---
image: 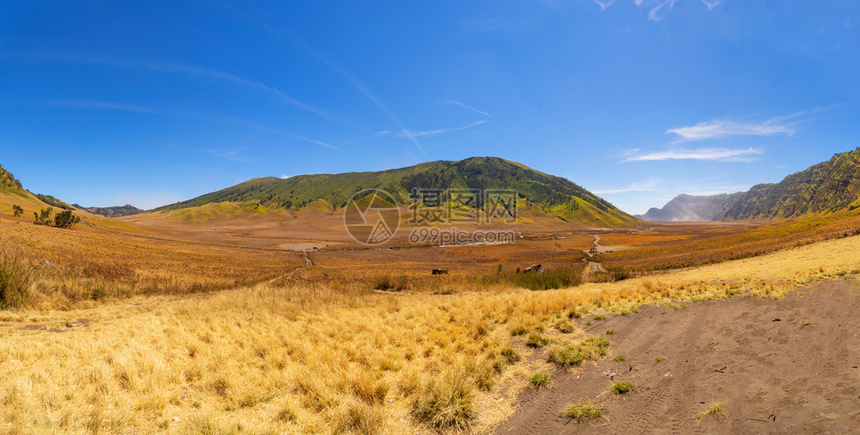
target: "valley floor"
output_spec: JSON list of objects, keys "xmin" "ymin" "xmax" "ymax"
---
[{"xmin": 1, "ymin": 231, "xmax": 860, "ymax": 433}]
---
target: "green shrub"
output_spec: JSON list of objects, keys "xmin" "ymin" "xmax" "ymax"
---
[
  {"xmin": 34, "ymin": 207, "xmax": 53, "ymax": 225},
  {"xmin": 54, "ymin": 209, "xmax": 81, "ymax": 229},
  {"xmin": 12, "ymin": 205, "xmax": 23, "ymax": 217}
]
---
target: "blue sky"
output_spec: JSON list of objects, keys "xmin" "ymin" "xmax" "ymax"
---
[{"xmin": 1, "ymin": 1, "xmax": 858, "ymax": 214}]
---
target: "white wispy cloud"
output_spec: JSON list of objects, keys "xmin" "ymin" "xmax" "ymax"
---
[
  {"xmin": 625, "ymin": 147, "xmax": 764, "ymax": 162},
  {"xmin": 668, "ymin": 106, "xmax": 839, "ymax": 142},
  {"xmin": 593, "ymin": 0, "xmax": 617, "ymax": 11},
  {"xmin": 649, "ymin": 0, "xmax": 679, "ymax": 21},
  {"xmin": 701, "ymin": 0, "xmax": 724, "ymax": 10},
  {"xmin": 667, "ymin": 119, "xmax": 793, "ymax": 141},
  {"xmin": 625, "ymin": 0, "xmax": 721, "ymax": 20},
  {"xmin": 593, "ymin": 177, "xmax": 663, "ymax": 194}
]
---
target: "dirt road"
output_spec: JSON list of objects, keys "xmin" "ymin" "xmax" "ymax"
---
[{"xmin": 495, "ymin": 277, "xmax": 860, "ymax": 434}]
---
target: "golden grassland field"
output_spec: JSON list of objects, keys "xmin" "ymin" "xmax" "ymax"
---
[{"xmin": 3, "ymin": 204, "xmax": 860, "ymax": 434}]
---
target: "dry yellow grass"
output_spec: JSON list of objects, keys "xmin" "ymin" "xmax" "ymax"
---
[{"xmin": 3, "ymin": 233, "xmax": 860, "ymax": 433}]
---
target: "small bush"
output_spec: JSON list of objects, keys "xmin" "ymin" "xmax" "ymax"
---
[
  {"xmin": 34, "ymin": 207, "xmax": 53, "ymax": 225},
  {"xmin": 12, "ymin": 205, "xmax": 23, "ymax": 217},
  {"xmin": 593, "ymin": 314, "xmax": 606, "ymax": 321},
  {"xmin": 0, "ymin": 249, "xmax": 33, "ymax": 309},
  {"xmin": 654, "ymin": 356, "xmax": 666, "ymax": 363},
  {"xmin": 412, "ymin": 371, "xmax": 475, "ymax": 431},
  {"xmin": 611, "ymin": 380, "xmax": 635, "ymax": 395},
  {"xmin": 613, "ymin": 354, "xmax": 626, "ymax": 362},
  {"xmin": 528, "ymin": 371, "xmax": 550, "ymax": 388},
  {"xmin": 564, "ymin": 399, "xmax": 603, "ymax": 420},
  {"xmin": 605, "ymin": 329, "xmax": 615, "ymax": 335},
  {"xmin": 54, "ymin": 209, "xmax": 81, "ymax": 229}
]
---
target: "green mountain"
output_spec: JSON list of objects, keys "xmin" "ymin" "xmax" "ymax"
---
[
  {"xmin": 157, "ymin": 157, "xmax": 641, "ymax": 227},
  {"xmin": 723, "ymin": 148, "xmax": 860, "ymax": 221}
]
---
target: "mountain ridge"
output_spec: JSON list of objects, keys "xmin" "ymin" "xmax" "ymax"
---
[
  {"xmin": 640, "ymin": 148, "xmax": 860, "ymax": 222},
  {"xmin": 722, "ymin": 148, "xmax": 860, "ymax": 220},
  {"xmin": 155, "ymin": 156, "xmax": 642, "ymax": 228}
]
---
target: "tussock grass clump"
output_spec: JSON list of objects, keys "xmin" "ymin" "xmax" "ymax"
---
[
  {"xmin": 547, "ymin": 336, "xmax": 611, "ymax": 368},
  {"xmin": 528, "ymin": 371, "xmax": 550, "ymax": 388},
  {"xmin": 611, "ymin": 380, "xmax": 635, "ymax": 395},
  {"xmin": 516, "ymin": 268, "xmax": 582, "ymax": 290},
  {"xmin": 0, "ymin": 248, "xmax": 33, "ymax": 309},
  {"xmin": 696, "ymin": 401, "xmax": 725, "ymax": 422},
  {"xmin": 412, "ymin": 370, "xmax": 475, "ymax": 431},
  {"xmin": 499, "ymin": 346, "xmax": 522, "ymax": 365},
  {"xmin": 526, "ymin": 332, "xmax": 551, "ymax": 348},
  {"xmin": 555, "ymin": 320, "xmax": 574, "ymax": 333},
  {"xmin": 564, "ymin": 399, "xmax": 603, "ymax": 420}
]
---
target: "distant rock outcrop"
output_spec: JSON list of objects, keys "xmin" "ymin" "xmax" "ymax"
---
[
  {"xmin": 637, "ymin": 193, "xmax": 744, "ymax": 222},
  {"xmin": 75, "ymin": 204, "xmax": 144, "ymax": 218}
]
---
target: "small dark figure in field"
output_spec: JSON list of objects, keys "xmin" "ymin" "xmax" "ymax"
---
[
  {"xmin": 432, "ymin": 268, "xmax": 448, "ymax": 275},
  {"xmin": 524, "ymin": 264, "xmax": 545, "ymax": 273}
]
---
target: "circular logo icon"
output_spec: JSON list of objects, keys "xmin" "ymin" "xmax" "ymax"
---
[{"xmin": 343, "ymin": 189, "xmax": 400, "ymax": 245}]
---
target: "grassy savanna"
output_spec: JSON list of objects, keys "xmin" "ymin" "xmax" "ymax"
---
[
  {"xmin": 3, "ymin": 223, "xmax": 860, "ymax": 432},
  {"xmin": 0, "ymin": 210, "xmax": 303, "ymax": 308}
]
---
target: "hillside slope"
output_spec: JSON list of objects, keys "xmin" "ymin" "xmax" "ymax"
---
[
  {"xmin": 156, "ymin": 157, "xmax": 641, "ymax": 228},
  {"xmin": 638, "ymin": 192, "xmax": 744, "ymax": 222},
  {"xmin": 0, "ymin": 165, "xmax": 53, "ymax": 216},
  {"xmin": 723, "ymin": 148, "xmax": 860, "ymax": 220}
]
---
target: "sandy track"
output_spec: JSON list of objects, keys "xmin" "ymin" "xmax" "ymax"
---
[{"xmin": 496, "ymin": 277, "xmax": 860, "ymax": 434}]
